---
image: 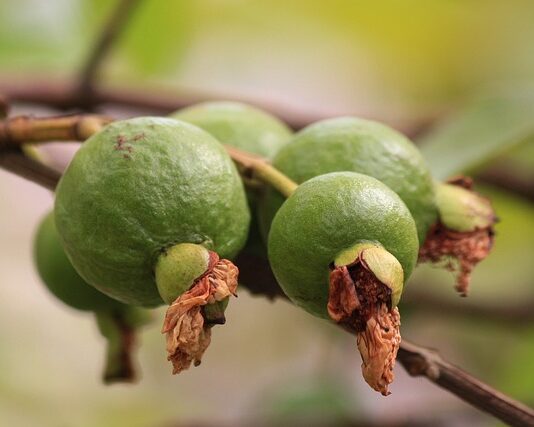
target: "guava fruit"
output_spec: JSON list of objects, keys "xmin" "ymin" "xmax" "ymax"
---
[
  {"xmin": 259, "ymin": 116, "xmax": 437, "ymax": 244},
  {"xmin": 171, "ymin": 101, "xmax": 293, "ymax": 292},
  {"xmin": 268, "ymin": 172, "xmax": 419, "ymax": 395},
  {"xmin": 34, "ymin": 211, "xmax": 149, "ymax": 383},
  {"xmin": 54, "ymin": 117, "xmax": 250, "ymax": 374},
  {"xmin": 170, "ymin": 101, "xmax": 292, "ymax": 159}
]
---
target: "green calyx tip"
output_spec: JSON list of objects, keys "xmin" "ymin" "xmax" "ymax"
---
[
  {"xmin": 155, "ymin": 243, "xmax": 210, "ymax": 304},
  {"xmin": 334, "ymin": 242, "xmax": 404, "ymax": 307},
  {"xmin": 203, "ymin": 299, "xmax": 230, "ymax": 325},
  {"xmin": 334, "ymin": 242, "xmax": 379, "ymax": 268},
  {"xmin": 435, "ymin": 183, "xmax": 495, "ymax": 232}
]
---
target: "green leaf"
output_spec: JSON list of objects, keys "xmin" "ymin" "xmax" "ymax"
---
[{"xmin": 418, "ymin": 92, "xmax": 534, "ymax": 180}]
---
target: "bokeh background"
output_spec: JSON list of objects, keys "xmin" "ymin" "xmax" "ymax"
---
[{"xmin": 0, "ymin": 1, "xmax": 533, "ymax": 426}]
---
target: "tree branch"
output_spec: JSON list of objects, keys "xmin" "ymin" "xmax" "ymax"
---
[
  {"xmin": 0, "ymin": 148, "xmax": 60, "ymax": 190},
  {"xmin": 0, "ymin": 76, "xmax": 432, "ymax": 135},
  {"xmin": 1, "ymin": 76, "xmax": 531, "ymax": 203},
  {"xmin": 403, "ymin": 289, "xmax": 534, "ymax": 326},
  {"xmin": 478, "ymin": 164, "xmax": 534, "ymax": 203},
  {"xmin": 0, "ymin": 114, "xmax": 112, "ymax": 150},
  {"xmin": 0, "ymin": 94, "xmax": 8, "ymax": 118},
  {"xmin": 1, "ymin": 118, "xmax": 533, "ymax": 426},
  {"xmin": 398, "ymin": 341, "xmax": 534, "ymax": 427},
  {"xmin": 77, "ymin": 0, "xmax": 142, "ymax": 98}
]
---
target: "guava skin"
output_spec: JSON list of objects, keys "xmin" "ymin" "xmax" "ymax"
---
[
  {"xmin": 268, "ymin": 172, "xmax": 419, "ymax": 319},
  {"xmin": 55, "ymin": 117, "xmax": 250, "ymax": 306},
  {"xmin": 170, "ymin": 101, "xmax": 292, "ymax": 159},
  {"xmin": 34, "ymin": 212, "xmax": 123, "ymax": 312},
  {"xmin": 259, "ymin": 117, "xmax": 437, "ymax": 244},
  {"xmin": 172, "ymin": 101, "xmax": 293, "ymax": 269}
]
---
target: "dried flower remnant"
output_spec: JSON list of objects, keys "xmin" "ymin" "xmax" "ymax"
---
[
  {"xmin": 161, "ymin": 253, "xmax": 238, "ymax": 374},
  {"xmin": 328, "ymin": 246, "xmax": 403, "ymax": 396},
  {"xmin": 420, "ymin": 177, "xmax": 496, "ymax": 296}
]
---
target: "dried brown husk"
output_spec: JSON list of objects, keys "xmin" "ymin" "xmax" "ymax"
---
[
  {"xmin": 161, "ymin": 254, "xmax": 238, "ymax": 374},
  {"xmin": 328, "ymin": 255, "xmax": 401, "ymax": 396}
]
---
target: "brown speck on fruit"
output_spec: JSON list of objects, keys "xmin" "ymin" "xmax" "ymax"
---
[
  {"xmin": 419, "ymin": 223, "xmax": 494, "ymax": 296},
  {"xmin": 328, "ymin": 252, "xmax": 400, "ymax": 396},
  {"xmin": 133, "ymin": 133, "xmax": 145, "ymax": 141},
  {"xmin": 161, "ymin": 252, "xmax": 238, "ymax": 374}
]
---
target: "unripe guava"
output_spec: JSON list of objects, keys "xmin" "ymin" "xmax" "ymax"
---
[
  {"xmin": 34, "ymin": 211, "xmax": 124, "ymax": 312},
  {"xmin": 34, "ymin": 210, "xmax": 149, "ymax": 384},
  {"xmin": 260, "ymin": 117, "xmax": 436, "ymax": 244},
  {"xmin": 170, "ymin": 101, "xmax": 292, "ymax": 159},
  {"xmin": 54, "ymin": 117, "xmax": 250, "ymax": 306},
  {"xmin": 268, "ymin": 172, "xmax": 419, "ymax": 319}
]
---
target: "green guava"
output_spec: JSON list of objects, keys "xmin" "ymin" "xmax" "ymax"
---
[
  {"xmin": 170, "ymin": 101, "xmax": 292, "ymax": 159},
  {"xmin": 268, "ymin": 172, "xmax": 418, "ymax": 319},
  {"xmin": 171, "ymin": 101, "xmax": 293, "ymax": 288},
  {"xmin": 34, "ymin": 211, "xmax": 149, "ymax": 383},
  {"xmin": 54, "ymin": 117, "xmax": 250, "ymax": 307},
  {"xmin": 259, "ymin": 117, "xmax": 437, "ymax": 244},
  {"xmin": 34, "ymin": 211, "xmax": 123, "ymax": 311}
]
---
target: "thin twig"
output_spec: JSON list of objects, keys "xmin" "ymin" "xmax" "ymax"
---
[
  {"xmin": 404, "ymin": 289, "xmax": 534, "ymax": 326},
  {"xmin": 1, "ymin": 76, "xmax": 531, "ymax": 203},
  {"xmin": 0, "ymin": 94, "xmax": 8, "ymax": 118},
  {"xmin": 397, "ymin": 341, "xmax": 534, "ymax": 427},
  {"xmin": 1, "ymin": 116, "xmax": 533, "ymax": 425},
  {"xmin": 0, "ymin": 114, "xmax": 112, "ymax": 150},
  {"xmin": 0, "ymin": 148, "xmax": 60, "ymax": 190},
  {"xmin": 225, "ymin": 145, "xmax": 298, "ymax": 197},
  {"xmin": 0, "ymin": 76, "xmax": 433, "ymax": 135},
  {"xmin": 78, "ymin": 0, "xmax": 142, "ymax": 98},
  {"xmin": 478, "ymin": 164, "xmax": 534, "ymax": 202}
]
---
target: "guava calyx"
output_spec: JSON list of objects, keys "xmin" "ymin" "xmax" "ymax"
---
[
  {"xmin": 328, "ymin": 249, "xmax": 401, "ymax": 396},
  {"xmin": 419, "ymin": 223, "xmax": 494, "ymax": 296},
  {"xmin": 420, "ymin": 177, "xmax": 496, "ymax": 296},
  {"xmin": 161, "ymin": 252, "xmax": 238, "ymax": 374}
]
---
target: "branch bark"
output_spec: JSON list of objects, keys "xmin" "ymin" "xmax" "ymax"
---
[
  {"xmin": 0, "ymin": 94, "xmax": 8, "ymax": 118},
  {"xmin": 1, "ymin": 117, "xmax": 533, "ymax": 426},
  {"xmin": 398, "ymin": 341, "xmax": 534, "ymax": 427},
  {"xmin": 0, "ymin": 114, "xmax": 112, "ymax": 150},
  {"xmin": 0, "ymin": 76, "xmax": 432, "ymax": 135},
  {"xmin": 0, "ymin": 148, "xmax": 60, "ymax": 190}
]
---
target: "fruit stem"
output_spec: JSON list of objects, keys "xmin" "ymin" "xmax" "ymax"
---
[
  {"xmin": 224, "ymin": 145, "xmax": 298, "ymax": 198},
  {"xmin": 95, "ymin": 308, "xmax": 148, "ymax": 384},
  {"xmin": 0, "ymin": 114, "xmax": 112, "ymax": 149}
]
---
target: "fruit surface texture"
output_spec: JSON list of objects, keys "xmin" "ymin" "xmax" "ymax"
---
[
  {"xmin": 171, "ymin": 101, "xmax": 292, "ymax": 159},
  {"xmin": 268, "ymin": 172, "xmax": 419, "ymax": 318},
  {"xmin": 34, "ymin": 211, "xmax": 122, "ymax": 311},
  {"xmin": 55, "ymin": 117, "xmax": 249, "ymax": 306},
  {"xmin": 260, "ymin": 117, "xmax": 436, "ymax": 243}
]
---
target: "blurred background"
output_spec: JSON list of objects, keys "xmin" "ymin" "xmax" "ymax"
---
[{"xmin": 0, "ymin": 1, "xmax": 533, "ymax": 426}]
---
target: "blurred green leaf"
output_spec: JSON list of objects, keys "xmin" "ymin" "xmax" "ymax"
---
[
  {"xmin": 418, "ymin": 92, "xmax": 534, "ymax": 180},
  {"xmin": 116, "ymin": 0, "xmax": 191, "ymax": 76}
]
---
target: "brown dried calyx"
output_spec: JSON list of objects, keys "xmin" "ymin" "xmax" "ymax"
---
[
  {"xmin": 420, "ymin": 177, "xmax": 496, "ymax": 296},
  {"xmin": 328, "ymin": 247, "xmax": 402, "ymax": 396},
  {"xmin": 161, "ymin": 252, "xmax": 238, "ymax": 374}
]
